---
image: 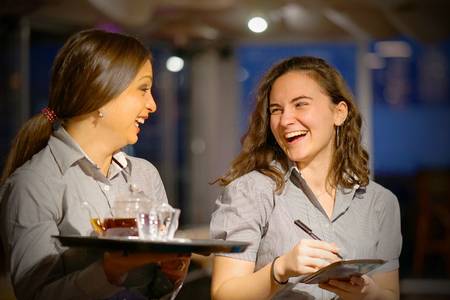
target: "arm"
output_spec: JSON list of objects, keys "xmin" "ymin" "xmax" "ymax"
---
[
  {"xmin": 212, "ymin": 241, "xmax": 341, "ymax": 300},
  {"xmin": 211, "ymin": 256, "xmax": 280, "ymax": 300}
]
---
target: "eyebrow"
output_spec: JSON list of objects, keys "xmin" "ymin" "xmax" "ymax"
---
[
  {"xmin": 269, "ymin": 95, "xmax": 312, "ymax": 106},
  {"xmin": 138, "ymin": 75, "xmax": 153, "ymax": 81}
]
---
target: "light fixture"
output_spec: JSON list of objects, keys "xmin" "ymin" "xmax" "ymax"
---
[
  {"xmin": 166, "ymin": 56, "xmax": 184, "ymax": 72},
  {"xmin": 248, "ymin": 16, "xmax": 268, "ymax": 33},
  {"xmin": 375, "ymin": 41, "xmax": 412, "ymax": 58}
]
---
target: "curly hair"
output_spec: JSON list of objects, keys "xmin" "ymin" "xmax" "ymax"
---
[{"xmin": 216, "ymin": 56, "xmax": 369, "ymax": 192}]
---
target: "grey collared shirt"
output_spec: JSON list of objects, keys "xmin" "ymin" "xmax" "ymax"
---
[
  {"xmin": 210, "ymin": 165, "xmax": 402, "ymax": 300},
  {"xmin": 0, "ymin": 127, "xmax": 168, "ymax": 300}
]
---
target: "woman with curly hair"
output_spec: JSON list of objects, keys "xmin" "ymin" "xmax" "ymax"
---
[{"xmin": 210, "ymin": 56, "xmax": 401, "ymax": 300}]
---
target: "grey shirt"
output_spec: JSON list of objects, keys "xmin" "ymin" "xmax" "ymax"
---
[
  {"xmin": 0, "ymin": 127, "xmax": 168, "ymax": 300},
  {"xmin": 210, "ymin": 165, "xmax": 402, "ymax": 299}
]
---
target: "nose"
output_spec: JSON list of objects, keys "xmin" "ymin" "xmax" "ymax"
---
[
  {"xmin": 147, "ymin": 94, "xmax": 157, "ymax": 113},
  {"xmin": 279, "ymin": 107, "xmax": 295, "ymax": 127}
]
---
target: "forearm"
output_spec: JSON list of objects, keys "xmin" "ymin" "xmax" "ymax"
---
[{"xmin": 212, "ymin": 263, "xmax": 283, "ymax": 300}]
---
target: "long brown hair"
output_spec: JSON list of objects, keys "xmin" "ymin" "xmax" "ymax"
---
[
  {"xmin": 216, "ymin": 56, "xmax": 369, "ymax": 192},
  {"xmin": 1, "ymin": 29, "xmax": 151, "ymax": 183}
]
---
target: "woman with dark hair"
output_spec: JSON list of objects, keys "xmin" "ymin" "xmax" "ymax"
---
[
  {"xmin": 0, "ymin": 29, "xmax": 189, "ymax": 299},
  {"xmin": 210, "ymin": 56, "xmax": 401, "ymax": 299}
]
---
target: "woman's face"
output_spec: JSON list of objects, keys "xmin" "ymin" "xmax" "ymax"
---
[
  {"xmin": 99, "ymin": 60, "xmax": 156, "ymax": 148},
  {"xmin": 269, "ymin": 71, "xmax": 347, "ymax": 168}
]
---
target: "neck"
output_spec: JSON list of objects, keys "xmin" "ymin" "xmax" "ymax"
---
[
  {"xmin": 296, "ymin": 143, "xmax": 335, "ymax": 196},
  {"xmin": 64, "ymin": 118, "xmax": 117, "ymax": 176}
]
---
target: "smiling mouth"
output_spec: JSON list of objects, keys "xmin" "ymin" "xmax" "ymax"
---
[
  {"xmin": 135, "ymin": 117, "xmax": 147, "ymax": 128},
  {"xmin": 284, "ymin": 130, "xmax": 308, "ymax": 143}
]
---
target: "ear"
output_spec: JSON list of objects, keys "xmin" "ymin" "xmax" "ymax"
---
[{"xmin": 334, "ymin": 100, "xmax": 348, "ymax": 126}]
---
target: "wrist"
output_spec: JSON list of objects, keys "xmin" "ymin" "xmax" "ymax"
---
[{"xmin": 271, "ymin": 256, "xmax": 289, "ymax": 285}]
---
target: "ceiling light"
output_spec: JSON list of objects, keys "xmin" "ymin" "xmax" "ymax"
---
[
  {"xmin": 166, "ymin": 56, "xmax": 184, "ymax": 72},
  {"xmin": 248, "ymin": 17, "xmax": 268, "ymax": 33},
  {"xmin": 375, "ymin": 41, "xmax": 412, "ymax": 58}
]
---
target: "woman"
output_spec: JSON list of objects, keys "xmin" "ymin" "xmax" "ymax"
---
[
  {"xmin": 210, "ymin": 56, "xmax": 401, "ymax": 299},
  {"xmin": 0, "ymin": 29, "xmax": 189, "ymax": 300}
]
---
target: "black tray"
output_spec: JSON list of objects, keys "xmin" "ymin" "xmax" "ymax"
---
[{"xmin": 53, "ymin": 235, "xmax": 249, "ymax": 256}]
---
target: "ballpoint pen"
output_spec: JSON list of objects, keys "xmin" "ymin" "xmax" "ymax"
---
[{"xmin": 294, "ymin": 219, "xmax": 343, "ymax": 259}]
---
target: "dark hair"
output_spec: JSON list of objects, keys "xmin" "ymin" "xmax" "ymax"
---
[
  {"xmin": 1, "ymin": 29, "xmax": 151, "ymax": 183},
  {"xmin": 216, "ymin": 56, "xmax": 369, "ymax": 192}
]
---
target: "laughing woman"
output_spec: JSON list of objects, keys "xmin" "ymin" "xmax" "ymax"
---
[
  {"xmin": 210, "ymin": 56, "xmax": 401, "ymax": 300},
  {"xmin": 0, "ymin": 29, "xmax": 189, "ymax": 300}
]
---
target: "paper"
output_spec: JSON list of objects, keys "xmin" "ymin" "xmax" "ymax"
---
[{"xmin": 300, "ymin": 259, "xmax": 386, "ymax": 284}]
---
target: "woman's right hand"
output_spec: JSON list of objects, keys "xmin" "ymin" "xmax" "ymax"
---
[
  {"xmin": 273, "ymin": 239, "xmax": 342, "ymax": 283},
  {"xmin": 102, "ymin": 251, "xmax": 181, "ymax": 285}
]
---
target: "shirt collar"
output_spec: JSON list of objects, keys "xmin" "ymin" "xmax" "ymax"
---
[
  {"xmin": 283, "ymin": 159, "xmax": 361, "ymax": 221},
  {"xmin": 48, "ymin": 127, "xmax": 130, "ymax": 180},
  {"xmin": 48, "ymin": 126, "xmax": 86, "ymax": 174}
]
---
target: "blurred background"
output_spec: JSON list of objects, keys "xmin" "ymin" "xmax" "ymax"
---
[{"xmin": 1, "ymin": 0, "xmax": 449, "ymax": 299}]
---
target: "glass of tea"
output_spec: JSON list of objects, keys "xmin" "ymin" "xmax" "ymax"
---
[{"xmin": 90, "ymin": 184, "xmax": 156, "ymax": 237}]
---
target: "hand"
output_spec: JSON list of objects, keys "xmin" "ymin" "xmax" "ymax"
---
[
  {"xmin": 274, "ymin": 239, "xmax": 341, "ymax": 282},
  {"xmin": 102, "ymin": 251, "xmax": 181, "ymax": 285},
  {"xmin": 160, "ymin": 255, "xmax": 191, "ymax": 288},
  {"xmin": 319, "ymin": 275, "xmax": 379, "ymax": 300}
]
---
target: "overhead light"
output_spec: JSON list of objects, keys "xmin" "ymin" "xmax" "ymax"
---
[
  {"xmin": 248, "ymin": 17, "xmax": 268, "ymax": 33},
  {"xmin": 375, "ymin": 41, "xmax": 412, "ymax": 58},
  {"xmin": 166, "ymin": 56, "xmax": 184, "ymax": 72}
]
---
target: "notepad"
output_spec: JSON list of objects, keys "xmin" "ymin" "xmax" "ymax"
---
[{"xmin": 300, "ymin": 259, "xmax": 386, "ymax": 284}]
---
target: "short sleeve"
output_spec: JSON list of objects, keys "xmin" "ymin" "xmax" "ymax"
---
[
  {"xmin": 210, "ymin": 173, "xmax": 274, "ymax": 262},
  {"xmin": 374, "ymin": 188, "xmax": 402, "ymax": 273}
]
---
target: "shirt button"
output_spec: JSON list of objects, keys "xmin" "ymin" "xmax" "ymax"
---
[{"xmin": 104, "ymin": 185, "xmax": 110, "ymax": 191}]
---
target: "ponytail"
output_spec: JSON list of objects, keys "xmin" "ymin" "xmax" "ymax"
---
[{"xmin": 1, "ymin": 113, "xmax": 53, "ymax": 184}]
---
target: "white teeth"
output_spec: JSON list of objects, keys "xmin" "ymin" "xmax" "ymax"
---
[
  {"xmin": 136, "ymin": 117, "xmax": 145, "ymax": 124},
  {"xmin": 285, "ymin": 130, "xmax": 308, "ymax": 139}
]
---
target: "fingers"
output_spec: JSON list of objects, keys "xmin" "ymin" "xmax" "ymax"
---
[
  {"xmin": 350, "ymin": 276, "xmax": 365, "ymax": 286},
  {"xmin": 319, "ymin": 278, "xmax": 365, "ymax": 295},
  {"xmin": 301, "ymin": 239, "xmax": 341, "ymax": 255},
  {"xmin": 294, "ymin": 240, "xmax": 342, "ymax": 263},
  {"xmin": 160, "ymin": 258, "xmax": 191, "ymax": 287}
]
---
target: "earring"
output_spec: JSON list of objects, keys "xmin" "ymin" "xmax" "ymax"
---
[
  {"xmin": 98, "ymin": 110, "xmax": 104, "ymax": 118},
  {"xmin": 335, "ymin": 126, "xmax": 340, "ymax": 147}
]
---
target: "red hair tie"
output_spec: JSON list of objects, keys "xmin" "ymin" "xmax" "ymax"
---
[{"xmin": 41, "ymin": 107, "xmax": 57, "ymax": 123}]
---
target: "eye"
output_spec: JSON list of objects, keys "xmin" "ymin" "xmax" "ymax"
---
[
  {"xmin": 294, "ymin": 101, "xmax": 307, "ymax": 108},
  {"xmin": 139, "ymin": 85, "xmax": 151, "ymax": 94},
  {"xmin": 269, "ymin": 107, "xmax": 282, "ymax": 115}
]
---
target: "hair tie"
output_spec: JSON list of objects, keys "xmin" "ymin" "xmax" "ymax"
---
[{"xmin": 41, "ymin": 107, "xmax": 57, "ymax": 123}]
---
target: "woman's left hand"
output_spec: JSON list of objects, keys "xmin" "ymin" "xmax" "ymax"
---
[
  {"xmin": 159, "ymin": 254, "xmax": 191, "ymax": 288},
  {"xmin": 319, "ymin": 275, "xmax": 379, "ymax": 300}
]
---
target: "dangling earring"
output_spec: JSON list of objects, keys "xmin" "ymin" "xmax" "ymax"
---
[
  {"xmin": 335, "ymin": 126, "xmax": 340, "ymax": 148},
  {"xmin": 98, "ymin": 110, "xmax": 104, "ymax": 118}
]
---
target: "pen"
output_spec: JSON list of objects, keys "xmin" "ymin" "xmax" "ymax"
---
[{"xmin": 294, "ymin": 219, "xmax": 343, "ymax": 259}]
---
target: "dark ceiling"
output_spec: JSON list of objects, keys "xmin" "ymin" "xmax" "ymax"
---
[{"xmin": 1, "ymin": 0, "xmax": 449, "ymax": 47}]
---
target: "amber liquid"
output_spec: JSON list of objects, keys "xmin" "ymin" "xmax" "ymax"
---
[{"xmin": 90, "ymin": 218, "xmax": 138, "ymax": 237}]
